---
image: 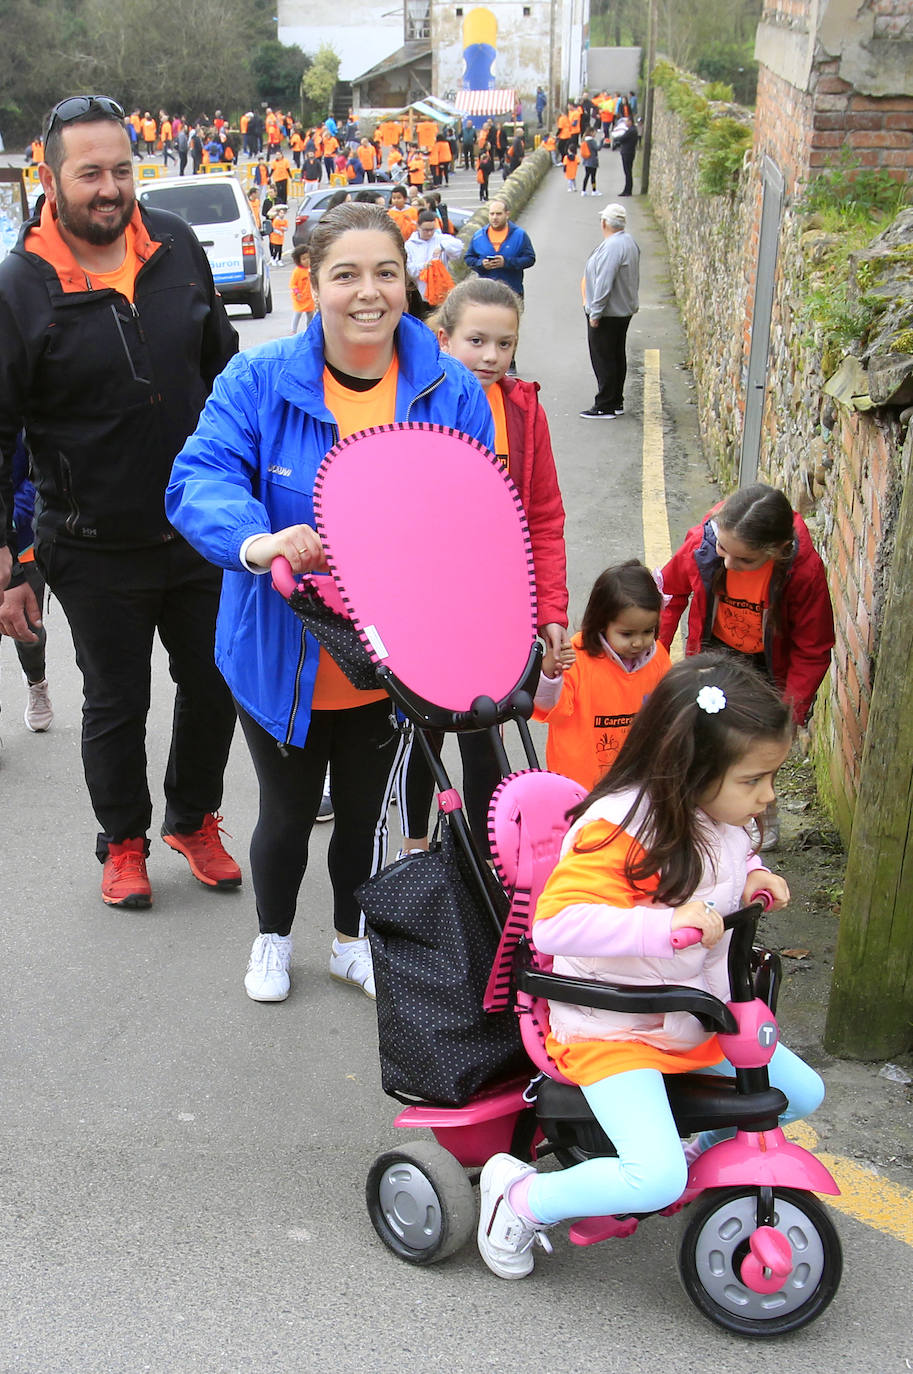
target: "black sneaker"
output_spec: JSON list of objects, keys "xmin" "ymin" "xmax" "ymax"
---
[{"xmin": 579, "ymin": 406, "xmax": 616, "ymax": 419}]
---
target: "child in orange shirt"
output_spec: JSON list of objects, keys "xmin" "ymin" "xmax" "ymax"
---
[
  {"xmin": 268, "ymin": 207, "xmax": 287, "ymax": 263},
  {"xmin": 535, "ymin": 560, "xmax": 671, "ymax": 789},
  {"xmin": 290, "ymin": 245, "xmax": 315, "ymax": 334},
  {"xmin": 563, "ymin": 148, "xmax": 580, "ymax": 191},
  {"xmin": 476, "ymin": 655, "xmax": 821, "ymax": 1280}
]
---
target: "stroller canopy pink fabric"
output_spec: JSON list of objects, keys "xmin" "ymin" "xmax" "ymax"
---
[{"xmin": 314, "ymin": 423, "xmax": 537, "ymax": 712}]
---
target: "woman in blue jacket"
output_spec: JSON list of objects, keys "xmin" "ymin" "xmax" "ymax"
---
[{"xmin": 167, "ymin": 203, "xmax": 493, "ymax": 1005}]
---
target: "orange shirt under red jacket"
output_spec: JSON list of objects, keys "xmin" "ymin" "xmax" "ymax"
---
[
  {"xmin": 658, "ymin": 505, "xmax": 835, "ymax": 726},
  {"xmin": 534, "ymin": 635, "xmax": 671, "ymax": 790}
]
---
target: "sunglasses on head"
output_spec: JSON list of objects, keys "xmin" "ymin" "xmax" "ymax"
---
[{"xmin": 45, "ymin": 95, "xmax": 125, "ymax": 138}]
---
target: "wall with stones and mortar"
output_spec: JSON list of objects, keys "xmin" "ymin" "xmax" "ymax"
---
[{"xmin": 649, "ymin": 78, "xmax": 911, "ymax": 840}]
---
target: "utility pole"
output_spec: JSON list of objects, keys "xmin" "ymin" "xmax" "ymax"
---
[
  {"xmin": 824, "ymin": 424, "xmax": 913, "ymax": 1058},
  {"xmin": 639, "ymin": 0, "xmax": 658, "ymax": 194}
]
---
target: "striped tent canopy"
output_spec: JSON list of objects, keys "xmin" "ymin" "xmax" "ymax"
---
[{"xmin": 454, "ymin": 88, "xmax": 517, "ymax": 116}]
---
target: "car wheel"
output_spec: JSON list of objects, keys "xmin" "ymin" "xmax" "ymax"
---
[
  {"xmin": 265, "ymin": 282, "xmax": 273, "ymax": 314},
  {"xmin": 249, "ymin": 278, "xmax": 268, "ymax": 319},
  {"xmin": 366, "ymin": 1140, "xmax": 476, "ymax": 1265}
]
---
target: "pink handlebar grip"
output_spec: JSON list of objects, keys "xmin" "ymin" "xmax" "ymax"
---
[
  {"xmin": 671, "ymin": 893, "xmax": 775, "ymax": 949},
  {"xmin": 271, "ymin": 556, "xmax": 297, "ymax": 599}
]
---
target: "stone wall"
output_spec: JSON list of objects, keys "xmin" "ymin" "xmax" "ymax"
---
[{"xmin": 649, "ymin": 84, "xmax": 909, "ymax": 838}]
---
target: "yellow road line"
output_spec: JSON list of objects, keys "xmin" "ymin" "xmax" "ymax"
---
[
  {"xmin": 787, "ymin": 1121, "xmax": 913, "ymax": 1248},
  {"xmin": 641, "ymin": 348, "xmax": 682, "ymax": 660}
]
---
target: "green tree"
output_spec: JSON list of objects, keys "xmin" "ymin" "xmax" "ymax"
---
[
  {"xmin": 301, "ymin": 44, "xmax": 339, "ymax": 124},
  {"xmin": 251, "ymin": 40, "xmax": 311, "ymax": 113}
]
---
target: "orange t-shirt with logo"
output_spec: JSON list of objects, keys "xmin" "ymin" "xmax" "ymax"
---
[
  {"xmin": 486, "ymin": 382, "xmax": 509, "ymax": 471},
  {"xmin": 310, "ymin": 358, "xmax": 400, "ymax": 709},
  {"xmin": 713, "ymin": 562, "xmax": 774, "ymax": 655}
]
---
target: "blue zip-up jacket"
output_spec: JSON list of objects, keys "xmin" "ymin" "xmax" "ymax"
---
[
  {"xmin": 166, "ymin": 311, "xmax": 494, "ymax": 749},
  {"xmin": 464, "ymin": 221, "xmax": 536, "ymax": 297}
]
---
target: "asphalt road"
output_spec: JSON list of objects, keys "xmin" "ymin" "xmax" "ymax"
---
[{"xmin": 2, "ymin": 155, "xmax": 912, "ymax": 1372}]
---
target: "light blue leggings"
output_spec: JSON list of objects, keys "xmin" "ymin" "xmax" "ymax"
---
[{"xmin": 527, "ymin": 1043, "xmax": 825, "ymax": 1226}]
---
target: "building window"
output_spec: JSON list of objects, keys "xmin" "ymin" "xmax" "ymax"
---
[
  {"xmin": 523, "ymin": 4, "xmax": 530, "ymax": 11},
  {"xmin": 456, "ymin": 6, "xmax": 463, "ymax": 13}
]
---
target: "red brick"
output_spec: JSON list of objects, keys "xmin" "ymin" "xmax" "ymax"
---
[
  {"xmin": 886, "ymin": 112, "xmax": 913, "ymax": 130},
  {"xmin": 816, "ymin": 94, "xmax": 850, "ymax": 112},
  {"xmin": 850, "ymin": 95, "xmax": 913, "ymax": 111},
  {"xmin": 881, "ymin": 150, "xmax": 913, "ymax": 168},
  {"xmin": 811, "ymin": 130, "xmax": 847, "ymax": 148},
  {"xmin": 849, "ymin": 130, "xmax": 913, "ymax": 148},
  {"xmin": 845, "ymin": 111, "xmax": 885, "ymax": 131},
  {"xmin": 845, "ymin": 657, "xmax": 861, "ymax": 713},
  {"xmin": 816, "ymin": 75, "xmax": 853, "ymax": 94}
]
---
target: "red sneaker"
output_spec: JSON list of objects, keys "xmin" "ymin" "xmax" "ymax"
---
[
  {"xmin": 161, "ymin": 813, "xmax": 242, "ymax": 889},
  {"xmin": 102, "ymin": 837, "xmax": 152, "ymax": 908}
]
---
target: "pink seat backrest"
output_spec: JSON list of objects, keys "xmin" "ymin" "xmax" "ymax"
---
[{"xmin": 484, "ymin": 770, "xmax": 587, "ymax": 1084}]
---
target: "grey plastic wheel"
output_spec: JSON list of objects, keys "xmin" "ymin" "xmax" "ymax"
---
[
  {"xmin": 367, "ymin": 1140, "xmax": 476, "ymax": 1265},
  {"xmin": 679, "ymin": 1187, "xmax": 842, "ymax": 1336}
]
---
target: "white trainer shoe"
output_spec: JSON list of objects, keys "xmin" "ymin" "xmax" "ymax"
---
[
  {"xmin": 477, "ymin": 1153, "xmax": 553, "ymax": 1279},
  {"xmin": 244, "ymin": 933, "xmax": 292, "ymax": 1002},
  {"xmin": 24, "ymin": 677, "xmax": 53, "ymax": 732},
  {"xmin": 329, "ymin": 936, "xmax": 376, "ymax": 999}
]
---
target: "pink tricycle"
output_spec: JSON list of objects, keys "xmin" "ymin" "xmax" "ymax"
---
[{"xmin": 366, "ymin": 769, "xmax": 843, "ymax": 1338}]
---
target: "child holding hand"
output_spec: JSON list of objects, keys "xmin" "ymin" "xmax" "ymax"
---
[
  {"xmin": 535, "ymin": 560, "xmax": 670, "ymax": 790},
  {"xmin": 477, "ymin": 654, "xmax": 824, "ymax": 1279}
]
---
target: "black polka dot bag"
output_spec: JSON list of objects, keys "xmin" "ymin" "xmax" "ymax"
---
[{"xmin": 357, "ymin": 815, "xmax": 527, "ymax": 1107}]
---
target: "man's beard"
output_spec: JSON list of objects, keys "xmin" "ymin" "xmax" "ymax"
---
[{"xmin": 56, "ymin": 184, "xmax": 135, "ymax": 246}]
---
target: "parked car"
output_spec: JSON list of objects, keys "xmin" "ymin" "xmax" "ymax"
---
[
  {"xmin": 138, "ymin": 172, "xmax": 272, "ymax": 318},
  {"xmin": 292, "ymin": 183, "xmax": 472, "ymax": 248}
]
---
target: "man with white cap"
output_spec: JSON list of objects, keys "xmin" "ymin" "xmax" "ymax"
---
[{"xmin": 580, "ymin": 202, "xmax": 640, "ymax": 419}]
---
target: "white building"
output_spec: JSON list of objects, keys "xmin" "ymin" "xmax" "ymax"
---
[{"xmin": 277, "ymin": 0, "xmax": 589, "ymax": 120}]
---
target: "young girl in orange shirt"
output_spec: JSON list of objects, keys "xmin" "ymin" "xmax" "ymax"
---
[
  {"xmin": 289, "ymin": 244, "xmax": 315, "ymax": 333},
  {"xmin": 477, "ymin": 655, "xmax": 824, "ymax": 1279},
  {"xmin": 535, "ymin": 560, "xmax": 671, "ymax": 790}
]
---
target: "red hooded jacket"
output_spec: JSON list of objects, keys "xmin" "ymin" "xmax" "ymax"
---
[
  {"xmin": 658, "ymin": 504, "xmax": 834, "ymax": 725},
  {"xmin": 500, "ymin": 375, "xmax": 568, "ymax": 631}
]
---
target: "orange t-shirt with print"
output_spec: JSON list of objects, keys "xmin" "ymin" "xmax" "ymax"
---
[
  {"xmin": 713, "ymin": 562, "xmax": 774, "ymax": 655},
  {"xmin": 311, "ymin": 359, "xmax": 400, "ymax": 709}
]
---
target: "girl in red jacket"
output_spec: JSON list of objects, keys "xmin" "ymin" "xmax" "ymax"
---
[
  {"xmin": 398, "ymin": 276, "xmax": 569, "ymax": 855},
  {"xmin": 658, "ymin": 484, "xmax": 835, "ymax": 848}
]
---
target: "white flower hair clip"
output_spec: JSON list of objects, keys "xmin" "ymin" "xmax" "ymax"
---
[{"xmin": 696, "ymin": 685, "xmax": 727, "ymax": 714}]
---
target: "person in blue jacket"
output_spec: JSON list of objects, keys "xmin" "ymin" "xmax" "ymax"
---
[
  {"xmin": 464, "ymin": 198, "xmax": 536, "ymax": 298},
  {"xmin": 167, "ymin": 203, "xmax": 494, "ymax": 1006}
]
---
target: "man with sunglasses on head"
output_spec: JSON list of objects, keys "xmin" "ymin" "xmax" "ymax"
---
[{"xmin": 0, "ymin": 94, "xmax": 242, "ymax": 911}]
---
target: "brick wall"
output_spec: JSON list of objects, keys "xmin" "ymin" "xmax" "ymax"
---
[{"xmin": 650, "ymin": 82, "xmax": 908, "ymax": 838}]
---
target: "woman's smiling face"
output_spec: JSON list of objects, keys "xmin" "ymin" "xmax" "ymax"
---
[{"xmin": 312, "ymin": 229, "xmax": 407, "ymax": 373}]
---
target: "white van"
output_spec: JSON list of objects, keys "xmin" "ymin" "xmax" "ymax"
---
[{"xmin": 138, "ymin": 172, "xmax": 272, "ymax": 317}]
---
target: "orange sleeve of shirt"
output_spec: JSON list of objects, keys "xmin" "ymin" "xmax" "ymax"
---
[{"xmin": 535, "ymin": 819, "xmax": 658, "ymax": 927}]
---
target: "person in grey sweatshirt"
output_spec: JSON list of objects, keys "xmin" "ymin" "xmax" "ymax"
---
[{"xmin": 580, "ymin": 202, "xmax": 640, "ymax": 419}]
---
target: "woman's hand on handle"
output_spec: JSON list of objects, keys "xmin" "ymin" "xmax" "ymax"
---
[
  {"xmin": 671, "ymin": 899, "xmax": 725, "ymax": 949},
  {"xmin": 245, "ymin": 524, "xmax": 327, "ymax": 575},
  {"xmin": 743, "ymin": 869, "xmax": 790, "ymax": 911}
]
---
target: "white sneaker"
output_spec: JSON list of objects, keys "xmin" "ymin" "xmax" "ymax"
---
[
  {"xmin": 244, "ymin": 933, "xmax": 292, "ymax": 1002},
  {"xmin": 24, "ymin": 677, "xmax": 53, "ymax": 732},
  {"xmin": 329, "ymin": 935, "xmax": 376, "ymax": 999},
  {"xmin": 477, "ymin": 1153, "xmax": 552, "ymax": 1279}
]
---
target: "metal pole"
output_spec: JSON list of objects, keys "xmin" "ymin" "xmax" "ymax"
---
[{"xmin": 639, "ymin": 0, "xmax": 658, "ymax": 195}]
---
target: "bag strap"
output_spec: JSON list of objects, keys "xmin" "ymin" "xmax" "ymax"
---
[{"xmin": 483, "ymin": 805, "xmax": 536, "ymax": 1013}]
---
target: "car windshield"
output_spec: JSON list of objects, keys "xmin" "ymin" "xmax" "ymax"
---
[{"xmin": 140, "ymin": 184, "xmax": 240, "ymax": 226}]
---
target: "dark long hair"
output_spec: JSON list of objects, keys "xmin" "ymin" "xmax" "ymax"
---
[
  {"xmin": 711, "ymin": 484, "xmax": 796, "ymax": 634},
  {"xmin": 580, "ymin": 560, "xmax": 661, "ymax": 656},
  {"xmin": 568, "ymin": 654, "xmax": 791, "ymax": 905}
]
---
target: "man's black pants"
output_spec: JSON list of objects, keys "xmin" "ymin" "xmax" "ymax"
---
[
  {"xmin": 587, "ymin": 314, "xmax": 632, "ymax": 413},
  {"xmin": 39, "ymin": 537, "xmax": 236, "ymax": 859}
]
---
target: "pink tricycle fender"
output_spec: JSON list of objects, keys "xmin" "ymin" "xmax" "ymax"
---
[{"xmin": 689, "ymin": 1127, "xmax": 840, "ymax": 1196}]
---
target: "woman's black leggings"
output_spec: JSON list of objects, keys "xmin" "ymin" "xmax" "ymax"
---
[
  {"xmin": 237, "ymin": 700, "xmax": 404, "ymax": 938},
  {"xmin": 582, "ymin": 166, "xmax": 597, "ymax": 193},
  {"xmin": 397, "ymin": 726, "xmax": 502, "ymax": 859}
]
